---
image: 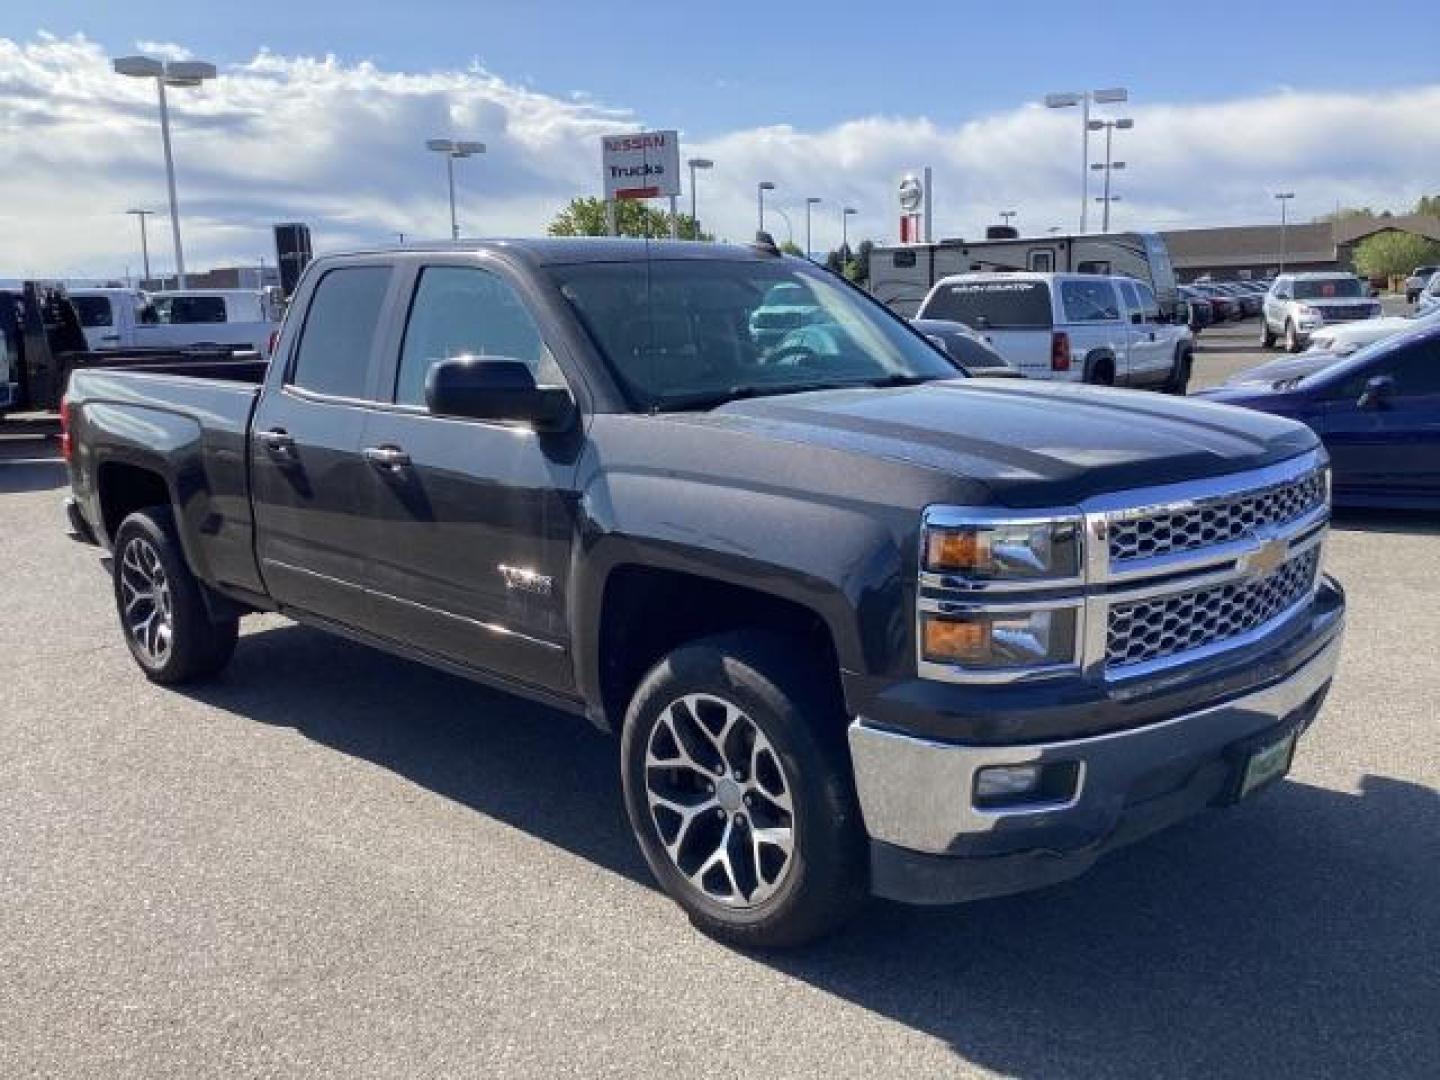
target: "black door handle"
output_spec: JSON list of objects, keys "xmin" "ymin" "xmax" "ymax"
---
[
  {"xmin": 363, "ymin": 445, "xmax": 411, "ymax": 470},
  {"xmin": 258, "ymin": 428, "xmax": 296, "ymax": 457}
]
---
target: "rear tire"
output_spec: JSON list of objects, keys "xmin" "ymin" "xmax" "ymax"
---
[
  {"xmin": 620, "ymin": 632, "xmax": 867, "ymax": 949},
  {"xmin": 112, "ymin": 507, "xmax": 238, "ymax": 684},
  {"xmin": 1084, "ymin": 357, "xmax": 1115, "ymax": 387}
]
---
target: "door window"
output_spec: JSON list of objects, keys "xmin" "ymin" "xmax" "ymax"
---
[
  {"xmin": 1136, "ymin": 282, "xmax": 1161, "ymax": 322},
  {"xmin": 288, "ymin": 266, "xmax": 393, "ymax": 399},
  {"xmin": 1028, "ymin": 249, "xmax": 1054, "ymax": 272},
  {"xmin": 1060, "ymin": 279, "xmax": 1120, "ymax": 322},
  {"xmin": 394, "ymin": 266, "xmax": 561, "ymax": 406},
  {"xmin": 1330, "ymin": 338, "xmax": 1440, "ymax": 400},
  {"xmin": 1118, "ymin": 280, "xmax": 1142, "ymax": 319},
  {"xmin": 71, "ymin": 296, "xmax": 113, "ymax": 328}
]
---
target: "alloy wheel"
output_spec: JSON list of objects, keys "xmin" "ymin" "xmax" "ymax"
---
[
  {"xmin": 119, "ymin": 536, "xmax": 174, "ymax": 666},
  {"xmin": 644, "ymin": 693, "xmax": 796, "ymax": 908}
]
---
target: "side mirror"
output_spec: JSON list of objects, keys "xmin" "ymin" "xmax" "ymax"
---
[
  {"xmin": 1357, "ymin": 374, "xmax": 1394, "ymax": 410},
  {"xmin": 425, "ymin": 357, "xmax": 574, "ymax": 430}
]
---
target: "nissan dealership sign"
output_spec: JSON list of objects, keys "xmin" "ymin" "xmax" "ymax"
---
[{"xmin": 602, "ymin": 130, "xmax": 681, "ymax": 201}]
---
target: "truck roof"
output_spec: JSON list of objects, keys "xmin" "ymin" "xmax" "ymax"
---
[{"xmin": 331, "ymin": 238, "xmax": 782, "ymax": 266}]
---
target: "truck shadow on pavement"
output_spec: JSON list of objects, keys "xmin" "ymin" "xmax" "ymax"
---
[
  {"xmin": 192, "ymin": 621, "xmax": 1439, "ymax": 1080},
  {"xmin": 0, "ymin": 456, "xmax": 66, "ymax": 493}
]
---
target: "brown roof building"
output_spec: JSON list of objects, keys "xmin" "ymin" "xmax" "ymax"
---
[{"xmin": 1161, "ymin": 215, "xmax": 1440, "ymax": 282}]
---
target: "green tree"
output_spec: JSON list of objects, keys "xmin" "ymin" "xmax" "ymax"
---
[
  {"xmin": 547, "ymin": 196, "xmax": 711, "ymax": 240},
  {"xmin": 1316, "ymin": 206, "xmax": 1377, "ymax": 225},
  {"xmin": 1415, "ymin": 194, "xmax": 1440, "ymax": 219},
  {"xmin": 1352, "ymin": 231, "xmax": 1440, "ymax": 280},
  {"xmin": 779, "ymin": 240, "xmax": 804, "ymax": 256}
]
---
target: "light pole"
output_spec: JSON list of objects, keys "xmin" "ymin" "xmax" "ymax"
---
[
  {"xmin": 125, "ymin": 209, "xmax": 155, "ymax": 285},
  {"xmin": 687, "ymin": 158, "xmax": 713, "ymax": 239},
  {"xmin": 805, "ymin": 197, "xmax": 822, "ymax": 258},
  {"xmin": 1087, "ymin": 117, "xmax": 1132, "ymax": 232},
  {"xmin": 757, "ymin": 181, "xmax": 776, "ymax": 234},
  {"xmin": 841, "ymin": 206, "xmax": 858, "ymax": 260},
  {"xmin": 1275, "ymin": 192, "xmax": 1296, "ymax": 271},
  {"xmin": 113, "ymin": 55, "xmax": 217, "ymax": 289},
  {"xmin": 426, "ymin": 138, "xmax": 486, "ymax": 241},
  {"xmin": 1095, "ymin": 193, "xmax": 1122, "ymax": 226},
  {"xmin": 999, "ymin": 210, "xmax": 1017, "ymax": 230},
  {"xmin": 1044, "ymin": 87, "xmax": 1128, "ymax": 233}
]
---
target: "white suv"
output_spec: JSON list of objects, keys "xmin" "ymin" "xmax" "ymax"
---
[
  {"xmin": 1261, "ymin": 272, "xmax": 1382, "ymax": 352},
  {"xmin": 914, "ymin": 272, "xmax": 1195, "ymax": 392}
]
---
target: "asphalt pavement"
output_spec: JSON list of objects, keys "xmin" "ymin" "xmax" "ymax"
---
[{"xmin": 1, "ymin": 347, "xmax": 1437, "ymax": 1077}]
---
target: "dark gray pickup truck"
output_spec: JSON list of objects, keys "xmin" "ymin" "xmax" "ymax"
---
[{"xmin": 64, "ymin": 239, "xmax": 1346, "ymax": 947}]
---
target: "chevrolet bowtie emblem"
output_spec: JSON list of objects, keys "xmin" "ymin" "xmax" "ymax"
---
[{"xmin": 1244, "ymin": 537, "xmax": 1288, "ymax": 577}]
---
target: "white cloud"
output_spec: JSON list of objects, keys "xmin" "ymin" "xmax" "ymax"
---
[
  {"xmin": 132, "ymin": 40, "xmax": 193, "ymax": 62},
  {"xmin": 0, "ymin": 33, "xmax": 1437, "ymax": 279}
]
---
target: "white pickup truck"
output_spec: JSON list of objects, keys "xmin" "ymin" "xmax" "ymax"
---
[
  {"xmin": 915, "ymin": 272, "xmax": 1194, "ymax": 393},
  {"xmin": 68, "ymin": 288, "xmax": 278, "ymax": 356}
]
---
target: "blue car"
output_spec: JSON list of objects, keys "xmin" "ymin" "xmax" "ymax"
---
[{"xmin": 1197, "ymin": 322, "xmax": 1440, "ymax": 509}]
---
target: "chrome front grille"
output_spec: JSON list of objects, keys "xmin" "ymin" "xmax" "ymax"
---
[
  {"xmin": 1108, "ymin": 468, "xmax": 1326, "ymax": 564},
  {"xmin": 1106, "ymin": 548, "xmax": 1320, "ymax": 669}
]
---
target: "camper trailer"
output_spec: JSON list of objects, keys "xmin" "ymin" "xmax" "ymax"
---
[{"xmin": 870, "ymin": 230, "xmax": 1179, "ymax": 321}]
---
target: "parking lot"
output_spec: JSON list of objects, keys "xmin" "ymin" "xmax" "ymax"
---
[{"xmin": 2, "ymin": 331, "xmax": 1437, "ymax": 1078}]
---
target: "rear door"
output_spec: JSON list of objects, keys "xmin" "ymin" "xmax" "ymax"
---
[
  {"xmin": 1315, "ymin": 336, "xmax": 1440, "ymax": 503},
  {"xmin": 354, "ymin": 258, "xmax": 580, "ymax": 693},
  {"xmin": 1058, "ymin": 278, "xmax": 1128, "ymax": 382},
  {"xmin": 250, "ymin": 261, "xmax": 398, "ymax": 627}
]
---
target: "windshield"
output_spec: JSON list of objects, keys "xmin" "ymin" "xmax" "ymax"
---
[
  {"xmin": 550, "ymin": 257, "xmax": 960, "ymax": 410},
  {"xmin": 1294, "ymin": 277, "xmax": 1364, "ymax": 299}
]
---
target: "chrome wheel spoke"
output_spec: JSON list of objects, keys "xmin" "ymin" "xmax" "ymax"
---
[
  {"xmin": 644, "ymin": 691, "xmax": 797, "ymax": 910},
  {"xmin": 119, "ymin": 537, "xmax": 173, "ymax": 665}
]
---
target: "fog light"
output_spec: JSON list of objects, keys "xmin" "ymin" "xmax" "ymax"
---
[{"xmin": 975, "ymin": 764, "xmax": 1042, "ymax": 799}]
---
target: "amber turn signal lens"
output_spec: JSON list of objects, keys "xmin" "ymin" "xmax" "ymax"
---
[
  {"xmin": 923, "ymin": 616, "xmax": 992, "ymax": 663},
  {"xmin": 926, "ymin": 528, "xmax": 991, "ymax": 573}
]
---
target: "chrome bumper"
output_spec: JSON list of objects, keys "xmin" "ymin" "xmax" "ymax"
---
[{"xmin": 848, "ymin": 633, "xmax": 1342, "ymax": 856}]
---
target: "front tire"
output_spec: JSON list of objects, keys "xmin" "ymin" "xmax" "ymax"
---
[
  {"xmin": 1261, "ymin": 321, "xmax": 1276, "ymax": 348},
  {"xmin": 620, "ymin": 632, "xmax": 867, "ymax": 949},
  {"xmin": 1284, "ymin": 319, "xmax": 1302, "ymax": 353},
  {"xmin": 113, "ymin": 507, "xmax": 238, "ymax": 684},
  {"xmin": 1163, "ymin": 348, "xmax": 1192, "ymax": 395}
]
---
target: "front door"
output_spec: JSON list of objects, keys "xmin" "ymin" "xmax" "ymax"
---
[
  {"xmin": 1315, "ymin": 335, "xmax": 1440, "ymax": 503},
  {"xmin": 251, "ymin": 263, "xmax": 395, "ymax": 626},
  {"xmin": 356, "ymin": 261, "xmax": 580, "ymax": 694}
]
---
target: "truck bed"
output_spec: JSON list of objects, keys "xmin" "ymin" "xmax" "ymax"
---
[{"xmin": 65, "ymin": 364, "xmax": 267, "ymax": 598}]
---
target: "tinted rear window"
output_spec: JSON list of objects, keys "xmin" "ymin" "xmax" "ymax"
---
[
  {"xmin": 922, "ymin": 280, "xmax": 1051, "ymax": 328},
  {"xmin": 72, "ymin": 296, "xmax": 113, "ymax": 328},
  {"xmin": 289, "ymin": 266, "xmax": 392, "ymax": 399},
  {"xmin": 164, "ymin": 296, "xmax": 227, "ymax": 324}
]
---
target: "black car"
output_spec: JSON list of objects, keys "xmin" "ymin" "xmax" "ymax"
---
[
  {"xmin": 1177, "ymin": 286, "xmax": 1215, "ymax": 333},
  {"xmin": 62, "ymin": 239, "xmax": 1346, "ymax": 948},
  {"xmin": 909, "ymin": 317, "xmax": 1017, "ymax": 373}
]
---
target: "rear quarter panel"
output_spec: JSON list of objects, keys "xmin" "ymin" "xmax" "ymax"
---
[{"xmin": 69, "ymin": 369, "xmax": 265, "ymax": 596}]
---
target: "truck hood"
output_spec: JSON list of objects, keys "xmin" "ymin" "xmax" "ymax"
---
[{"xmin": 675, "ymin": 379, "xmax": 1318, "ymax": 507}]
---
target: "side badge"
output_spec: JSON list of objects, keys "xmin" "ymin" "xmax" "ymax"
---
[{"xmin": 499, "ymin": 564, "xmax": 554, "ymax": 597}]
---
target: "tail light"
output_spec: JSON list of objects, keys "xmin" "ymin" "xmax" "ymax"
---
[
  {"xmin": 59, "ymin": 394, "xmax": 72, "ymax": 461},
  {"xmin": 1051, "ymin": 331, "xmax": 1071, "ymax": 372}
]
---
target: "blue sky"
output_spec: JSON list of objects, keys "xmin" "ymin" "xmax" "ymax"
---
[
  {"xmin": 11, "ymin": 0, "xmax": 1438, "ymax": 136},
  {"xmin": 2, "ymin": 4, "xmax": 1437, "ymax": 277}
]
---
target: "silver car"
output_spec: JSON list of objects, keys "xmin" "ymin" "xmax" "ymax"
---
[
  {"xmin": 1405, "ymin": 265, "xmax": 1440, "ymax": 304},
  {"xmin": 1261, "ymin": 272, "xmax": 1382, "ymax": 353}
]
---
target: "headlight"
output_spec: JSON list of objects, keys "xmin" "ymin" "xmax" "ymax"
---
[
  {"xmin": 924, "ymin": 519, "xmax": 1081, "ymax": 581},
  {"xmin": 921, "ymin": 607, "xmax": 1078, "ymax": 669}
]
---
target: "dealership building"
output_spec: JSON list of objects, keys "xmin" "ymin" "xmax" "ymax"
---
[{"xmin": 1161, "ymin": 214, "xmax": 1440, "ymax": 282}]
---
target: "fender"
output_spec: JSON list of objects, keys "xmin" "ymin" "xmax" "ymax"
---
[
  {"xmin": 567, "ymin": 465, "xmax": 911, "ymax": 719},
  {"xmin": 1083, "ymin": 348, "xmax": 1117, "ymax": 384}
]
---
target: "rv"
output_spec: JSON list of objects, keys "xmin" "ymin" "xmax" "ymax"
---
[{"xmin": 870, "ymin": 230, "xmax": 1179, "ymax": 321}]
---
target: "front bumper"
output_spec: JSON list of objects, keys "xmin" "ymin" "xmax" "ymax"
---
[{"xmin": 847, "ymin": 588, "xmax": 1343, "ymax": 905}]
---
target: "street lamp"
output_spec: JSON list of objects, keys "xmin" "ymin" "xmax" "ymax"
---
[
  {"xmin": 1275, "ymin": 192, "xmax": 1296, "ymax": 271},
  {"xmin": 1044, "ymin": 87, "xmax": 1127, "ymax": 233},
  {"xmin": 999, "ymin": 210, "xmax": 1018, "ymax": 230},
  {"xmin": 427, "ymin": 138, "xmax": 486, "ymax": 241},
  {"xmin": 1087, "ymin": 117, "xmax": 1132, "ymax": 232},
  {"xmin": 113, "ymin": 54, "xmax": 217, "ymax": 289},
  {"xmin": 125, "ymin": 209, "xmax": 156, "ymax": 284},
  {"xmin": 758, "ymin": 181, "xmax": 776, "ymax": 233},
  {"xmin": 841, "ymin": 206, "xmax": 858, "ymax": 258},
  {"xmin": 687, "ymin": 158, "xmax": 713, "ymax": 239},
  {"xmin": 805, "ymin": 196, "xmax": 822, "ymax": 259}
]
